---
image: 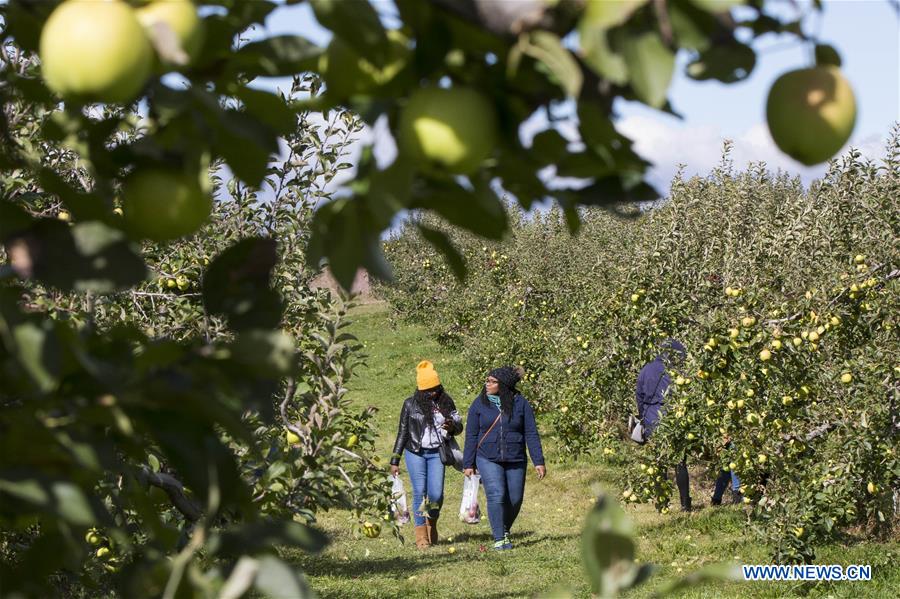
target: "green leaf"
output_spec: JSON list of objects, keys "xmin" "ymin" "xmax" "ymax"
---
[
  {"xmin": 306, "ymin": 197, "xmax": 393, "ymax": 290},
  {"xmin": 229, "ymin": 329, "xmax": 297, "ymax": 378},
  {"xmin": 10, "ymin": 319, "xmax": 62, "ymax": 393},
  {"xmin": 417, "ymin": 224, "xmax": 467, "ymax": 280},
  {"xmin": 688, "ymin": 0, "xmax": 745, "ymax": 14},
  {"xmin": 580, "ymin": 26, "xmax": 628, "ymax": 85},
  {"xmin": 234, "ymin": 87, "xmax": 296, "ymax": 135},
  {"xmin": 579, "ymin": 0, "xmax": 648, "ymax": 29},
  {"xmin": 582, "ymin": 494, "xmax": 647, "ymax": 595},
  {"xmin": 410, "ymin": 180, "xmax": 507, "ymax": 241},
  {"xmin": 0, "ymin": 202, "xmax": 33, "ymax": 239},
  {"xmin": 582, "ymin": 173, "xmax": 658, "ymax": 208},
  {"xmin": 212, "ymin": 109, "xmax": 280, "ymax": 187},
  {"xmin": 520, "ymin": 31, "xmax": 583, "ymax": 97},
  {"xmin": 310, "ymin": 0, "xmax": 390, "ymax": 67},
  {"xmin": 652, "ymin": 562, "xmax": 740, "ymax": 596},
  {"xmin": 254, "ymin": 555, "xmax": 313, "ymax": 599},
  {"xmin": 211, "ymin": 520, "xmax": 329, "ymax": 557},
  {"xmin": 230, "ymin": 35, "xmax": 322, "ymax": 78},
  {"xmin": 669, "ymin": 0, "xmax": 719, "ymax": 51},
  {"xmin": 530, "ymin": 129, "xmax": 570, "ymax": 166},
  {"xmin": 687, "ymin": 42, "xmax": 756, "ymax": 83},
  {"xmin": 4, "ymin": 220, "xmax": 147, "ymax": 293},
  {"xmin": 0, "ymin": 475, "xmax": 103, "ymax": 526},
  {"xmin": 622, "ymin": 31, "xmax": 675, "ymax": 108},
  {"xmin": 1, "ymin": 0, "xmax": 54, "ymax": 53},
  {"xmin": 815, "ymin": 43, "xmax": 842, "ymax": 67},
  {"xmin": 202, "ymin": 237, "xmax": 283, "ymax": 330},
  {"xmin": 38, "ymin": 168, "xmax": 108, "ymax": 222}
]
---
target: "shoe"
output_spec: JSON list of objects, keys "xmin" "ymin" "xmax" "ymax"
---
[
  {"xmin": 711, "ymin": 496, "xmax": 722, "ymax": 506},
  {"xmin": 414, "ymin": 525, "xmax": 430, "ymax": 550},
  {"xmin": 492, "ymin": 537, "xmax": 512, "ymax": 551},
  {"xmin": 425, "ymin": 518, "xmax": 438, "ymax": 545},
  {"xmin": 731, "ymin": 490, "xmax": 743, "ymax": 505},
  {"xmin": 680, "ymin": 500, "xmax": 692, "ymax": 512}
]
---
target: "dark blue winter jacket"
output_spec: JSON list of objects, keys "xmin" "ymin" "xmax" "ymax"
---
[
  {"xmin": 636, "ymin": 339, "xmax": 686, "ymax": 436},
  {"xmin": 462, "ymin": 394, "xmax": 545, "ymax": 468}
]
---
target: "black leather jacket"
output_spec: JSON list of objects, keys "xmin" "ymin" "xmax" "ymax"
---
[{"xmin": 390, "ymin": 396, "xmax": 463, "ymax": 465}]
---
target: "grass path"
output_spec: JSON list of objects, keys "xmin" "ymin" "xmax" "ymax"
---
[{"xmin": 287, "ymin": 303, "xmax": 899, "ymax": 598}]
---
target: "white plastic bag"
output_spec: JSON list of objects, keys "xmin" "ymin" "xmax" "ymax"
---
[
  {"xmin": 458, "ymin": 474, "xmax": 482, "ymax": 524},
  {"xmin": 390, "ymin": 474, "xmax": 410, "ymax": 525}
]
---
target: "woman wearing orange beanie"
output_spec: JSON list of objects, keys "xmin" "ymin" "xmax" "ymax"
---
[{"xmin": 390, "ymin": 360, "xmax": 462, "ymax": 549}]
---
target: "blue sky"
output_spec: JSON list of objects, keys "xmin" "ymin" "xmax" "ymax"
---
[{"xmin": 260, "ymin": 0, "xmax": 899, "ymax": 189}]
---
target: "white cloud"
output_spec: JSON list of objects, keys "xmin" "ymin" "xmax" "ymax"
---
[{"xmin": 618, "ymin": 115, "xmax": 889, "ymax": 194}]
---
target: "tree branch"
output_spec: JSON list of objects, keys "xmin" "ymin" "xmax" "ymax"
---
[
  {"xmin": 139, "ymin": 467, "xmax": 202, "ymax": 522},
  {"xmin": 427, "ymin": 0, "xmax": 583, "ymax": 38}
]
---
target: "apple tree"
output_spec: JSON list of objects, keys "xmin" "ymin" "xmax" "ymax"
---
[{"xmin": 1, "ymin": 2, "xmax": 391, "ymax": 596}]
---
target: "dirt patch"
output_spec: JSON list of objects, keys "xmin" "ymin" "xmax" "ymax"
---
[{"xmin": 309, "ymin": 268, "xmax": 378, "ymax": 303}]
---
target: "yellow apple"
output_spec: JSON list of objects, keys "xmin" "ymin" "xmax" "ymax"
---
[{"xmin": 362, "ymin": 521, "xmax": 382, "ymax": 538}]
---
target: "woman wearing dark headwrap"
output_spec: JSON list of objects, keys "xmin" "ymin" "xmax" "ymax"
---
[{"xmin": 462, "ymin": 365, "xmax": 545, "ymax": 550}]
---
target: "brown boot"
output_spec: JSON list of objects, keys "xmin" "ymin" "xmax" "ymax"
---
[
  {"xmin": 425, "ymin": 518, "xmax": 438, "ymax": 545},
  {"xmin": 414, "ymin": 525, "xmax": 430, "ymax": 550}
]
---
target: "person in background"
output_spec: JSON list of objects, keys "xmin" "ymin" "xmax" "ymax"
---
[
  {"xmin": 390, "ymin": 360, "xmax": 462, "ymax": 549},
  {"xmin": 712, "ymin": 437, "xmax": 743, "ymax": 505},
  {"xmin": 712, "ymin": 468, "xmax": 743, "ymax": 505},
  {"xmin": 636, "ymin": 339, "xmax": 693, "ymax": 511},
  {"xmin": 462, "ymin": 365, "xmax": 546, "ymax": 550}
]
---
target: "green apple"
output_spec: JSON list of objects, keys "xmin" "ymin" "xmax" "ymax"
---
[
  {"xmin": 136, "ymin": 0, "xmax": 205, "ymax": 65},
  {"xmin": 40, "ymin": 0, "xmax": 153, "ymax": 103},
  {"xmin": 766, "ymin": 66, "xmax": 857, "ymax": 166},
  {"xmin": 122, "ymin": 167, "xmax": 212, "ymax": 241},
  {"xmin": 398, "ymin": 87, "xmax": 498, "ymax": 175}
]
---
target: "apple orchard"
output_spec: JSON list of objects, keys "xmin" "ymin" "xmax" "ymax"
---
[{"xmin": 0, "ymin": 0, "xmax": 895, "ymax": 597}]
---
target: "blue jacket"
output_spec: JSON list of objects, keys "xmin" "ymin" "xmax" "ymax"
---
[
  {"xmin": 636, "ymin": 339, "xmax": 687, "ymax": 436},
  {"xmin": 635, "ymin": 357, "xmax": 670, "ymax": 436},
  {"xmin": 462, "ymin": 394, "xmax": 545, "ymax": 468}
]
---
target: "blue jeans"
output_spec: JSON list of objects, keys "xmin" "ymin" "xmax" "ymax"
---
[
  {"xmin": 477, "ymin": 457, "xmax": 526, "ymax": 542},
  {"xmin": 712, "ymin": 469, "xmax": 741, "ymax": 501},
  {"xmin": 404, "ymin": 448, "xmax": 445, "ymax": 526}
]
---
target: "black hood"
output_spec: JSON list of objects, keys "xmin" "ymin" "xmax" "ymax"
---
[{"xmin": 657, "ymin": 338, "xmax": 687, "ymax": 367}]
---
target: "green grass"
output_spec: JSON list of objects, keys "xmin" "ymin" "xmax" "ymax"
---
[{"xmin": 287, "ymin": 302, "xmax": 899, "ymax": 598}]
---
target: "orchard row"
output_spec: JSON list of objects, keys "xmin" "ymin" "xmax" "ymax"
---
[{"xmin": 379, "ymin": 139, "xmax": 899, "ymax": 561}]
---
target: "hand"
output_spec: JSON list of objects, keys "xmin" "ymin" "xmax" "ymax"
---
[
  {"xmin": 463, "ymin": 468, "xmax": 474, "ymax": 477},
  {"xmin": 442, "ymin": 421, "xmax": 453, "ymax": 431},
  {"xmin": 390, "ymin": 464, "xmax": 400, "ymax": 476},
  {"xmin": 535, "ymin": 465, "xmax": 546, "ymax": 480}
]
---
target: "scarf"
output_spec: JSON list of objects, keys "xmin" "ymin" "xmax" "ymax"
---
[{"xmin": 487, "ymin": 394, "xmax": 501, "ymax": 410}]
